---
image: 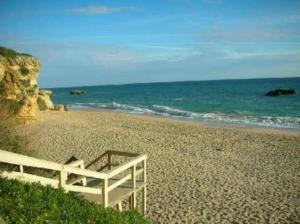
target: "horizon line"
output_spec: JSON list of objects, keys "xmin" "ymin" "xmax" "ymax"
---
[{"xmin": 42, "ymin": 76, "xmax": 300, "ymax": 89}]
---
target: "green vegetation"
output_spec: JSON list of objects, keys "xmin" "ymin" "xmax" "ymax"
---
[
  {"xmin": 0, "ymin": 123, "xmax": 149, "ymax": 223},
  {"xmin": 0, "ymin": 120, "xmax": 30, "ymax": 155},
  {"xmin": 0, "ymin": 46, "xmax": 32, "ymax": 59},
  {"xmin": 0, "ymin": 120, "xmax": 33, "ymax": 173},
  {"xmin": 0, "ymin": 120, "xmax": 55, "ymax": 177},
  {"xmin": 0, "ymin": 177, "xmax": 150, "ymax": 224}
]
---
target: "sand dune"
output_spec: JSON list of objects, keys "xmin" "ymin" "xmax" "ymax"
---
[{"xmin": 18, "ymin": 110, "xmax": 300, "ymax": 223}]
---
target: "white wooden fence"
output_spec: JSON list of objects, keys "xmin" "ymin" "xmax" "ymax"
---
[{"xmin": 0, "ymin": 149, "xmax": 147, "ymax": 214}]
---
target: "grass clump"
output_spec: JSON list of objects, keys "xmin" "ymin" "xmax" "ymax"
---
[
  {"xmin": 0, "ymin": 120, "xmax": 34, "ymax": 173},
  {"xmin": 0, "ymin": 177, "xmax": 150, "ymax": 224},
  {"xmin": 0, "ymin": 120, "xmax": 29, "ymax": 155},
  {"xmin": 0, "ymin": 46, "xmax": 32, "ymax": 59}
]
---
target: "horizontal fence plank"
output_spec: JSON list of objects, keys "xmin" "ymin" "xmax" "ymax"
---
[
  {"xmin": 67, "ymin": 159, "xmax": 84, "ymax": 167},
  {"xmin": 66, "ymin": 175, "xmax": 86, "ymax": 185},
  {"xmin": 108, "ymin": 182, "xmax": 146, "ymax": 207},
  {"xmin": 64, "ymin": 165, "xmax": 107, "ymax": 180},
  {"xmin": 64, "ymin": 184, "xmax": 102, "ymax": 194},
  {"xmin": 108, "ymin": 168, "xmax": 143, "ymax": 192},
  {"xmin": 0, "ymin": 150, "xmax": 108, "ymax": 180},
  {"xmin": 106, "ymin": 154, "xmax": 147, "ymax": 178},
  {"xmin": 0, "ymin": 150, "xmax": 62, "ymax": 171},
  {"xmin": 1, "ymin": 171, "xmax": 59, "ymax": 188}
]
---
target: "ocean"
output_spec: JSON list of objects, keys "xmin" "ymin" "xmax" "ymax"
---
[{"xmin": 51, "ymin": 77, "xmax": 300, "ymax": 130}]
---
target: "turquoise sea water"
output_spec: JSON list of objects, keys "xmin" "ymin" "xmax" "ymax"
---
[{"xmin": 51, "ymin": 78, "xmax": 300, "ymax": 129}]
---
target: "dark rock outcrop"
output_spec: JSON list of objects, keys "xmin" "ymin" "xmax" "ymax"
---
[
  {"xmin": 70, "ymin": 89, "xmax": 85, "ymax": 96},
  {"xmin": 265, "ymin": 89, "xmax": 296, "ymax": 97},
  {"xmin": 53, "ymin": 104, "xmax": 66, "ymax": 111}
]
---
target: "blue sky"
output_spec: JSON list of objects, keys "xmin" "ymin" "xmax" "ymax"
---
[{"xmin": 1, "ymin": 0, "xmax": 300, "ymax": 87}]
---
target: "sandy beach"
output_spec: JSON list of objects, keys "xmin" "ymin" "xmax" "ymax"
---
[{"xmin": 18, "ymin": 110, "xmax": 300, "ymax": 223}]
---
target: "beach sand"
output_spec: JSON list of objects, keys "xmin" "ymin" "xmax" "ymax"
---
[{"xmin": 18, "ymin": 110, "xmax": 300, "ymax": 223}]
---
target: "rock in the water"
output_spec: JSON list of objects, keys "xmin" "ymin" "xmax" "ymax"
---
[
  {"xmin": 265, "ymin": 88, "xmax": 296, "ymax": 96},
  {"xmin": 70, "ymin": 89, "xmax": 85, "ymax": 96},
  {"xmin": 53, "ymin": 104, "xmax": 66, "ymax": 111},
  {"xmin": 37, "ymin": 90, "xmax": 54, "ymax": 111}
]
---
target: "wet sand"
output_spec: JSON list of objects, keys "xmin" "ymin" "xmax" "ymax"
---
[{"xmin": 18, "ymin": 110, "xmax": 300, "ymax": 223}]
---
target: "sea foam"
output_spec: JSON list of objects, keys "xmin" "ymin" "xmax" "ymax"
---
[{"xmin": 67, "ymin": 102, "xmax": 300, "ymax": 130}]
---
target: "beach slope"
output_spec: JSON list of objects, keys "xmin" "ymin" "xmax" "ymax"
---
[{"xmin": 18, "ymin": 111, "xmax": 300, "ymax": 223}]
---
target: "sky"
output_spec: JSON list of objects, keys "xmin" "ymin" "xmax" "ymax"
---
[{"xmin": 0, "ymin": 0, "xmax": 300, "ymax": 87}]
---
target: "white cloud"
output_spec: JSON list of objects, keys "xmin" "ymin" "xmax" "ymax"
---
[{"xmin": 70, "ymin": 5, "xmax": 141, "ymax": 15}]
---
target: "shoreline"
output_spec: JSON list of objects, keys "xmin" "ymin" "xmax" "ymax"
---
[{"xmin": 68, "ymin": 107, "xmax": 300, "ymax": 135}]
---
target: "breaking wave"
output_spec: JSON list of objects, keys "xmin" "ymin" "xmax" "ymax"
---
[{"xmin": 68, "ymin": 102, "xmax": 300, "ymax": 130}]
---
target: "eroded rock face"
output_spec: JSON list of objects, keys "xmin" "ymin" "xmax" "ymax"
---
[
  {"xmin": 0, "ymin": 55, "xmax": 40, "ymax": 123},
  {"xmin": 0, "ymin": 47, "xmax": 66, "ymax": 123},
  {"xmin": 37, "ymin": 90, "xmax": 54, "ymax": 111},
  {"xmin": 0, "ymin": 55, "xmax": 41, "ymax": 123}
]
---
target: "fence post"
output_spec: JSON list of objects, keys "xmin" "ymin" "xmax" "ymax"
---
[
  {"xmin": 19, "ymin": 165, "xmax": 24, "ymax": 174},
  {"xmin": 59, "ymin": 167, "xmax": 67, "ymax": 192},
  {"xmin": 131, "ymin": 164, "xmax": 136, "ymax": 208},
  {"xmin": 102, "ymin": 178, "xmax": 108, "ymax": 207},
  {"xmin": 142, "ymin": 158, "xmax": 147, "ymax": 214},
  {"xmin": 80, "ymin": 162, "xmax": 87, "ymax": 186}
]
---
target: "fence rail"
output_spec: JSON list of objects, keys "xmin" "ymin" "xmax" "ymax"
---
[{"xmin": 0, "ymin": 149, "xmax": 147, "ymax": 214}]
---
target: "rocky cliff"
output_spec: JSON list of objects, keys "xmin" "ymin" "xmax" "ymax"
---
[{"xmin": 0, "ymin": 46, "xmax": 57, "ymax": 124}]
